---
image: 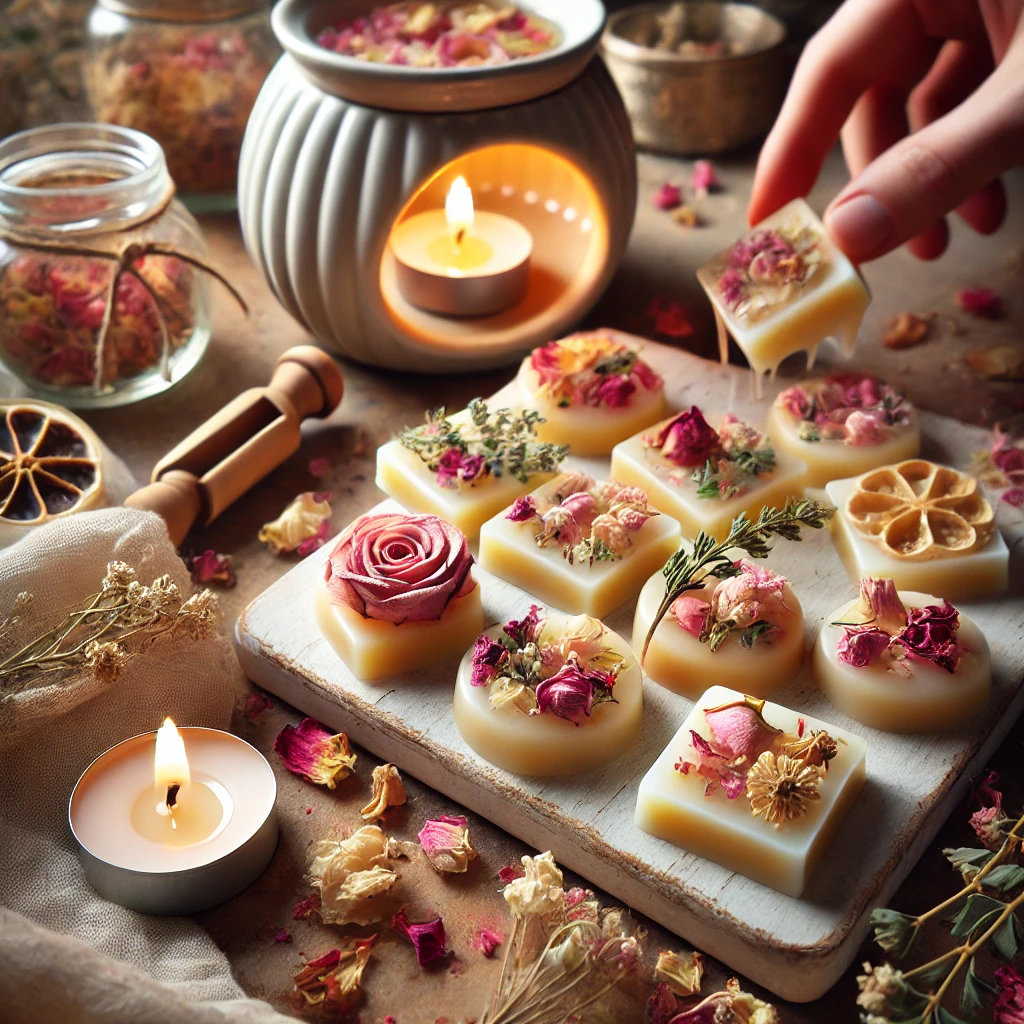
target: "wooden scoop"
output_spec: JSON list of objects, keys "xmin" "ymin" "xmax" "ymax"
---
[{"xmin": 126, "ymin": 346, "xmax": 344, "ymax": 546}]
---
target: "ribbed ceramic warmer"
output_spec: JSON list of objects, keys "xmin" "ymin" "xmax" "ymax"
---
[{"xmin": 238, "ymin": 0, "xmax": 637, "ymax": 372}]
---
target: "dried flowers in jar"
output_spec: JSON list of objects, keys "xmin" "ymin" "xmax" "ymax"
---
[
  {"xmin": 0, "ymin": 123, "xmax": 240, "ymax": 407},
  {"xmin": 85, "ymin": 0, "xmax": 279, "ymax": 206}
]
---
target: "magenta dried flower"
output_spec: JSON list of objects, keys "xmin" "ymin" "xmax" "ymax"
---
[
  {"xmin": 896, "ymin": 601, "xmax": 961, "ymax": 673},
  {"xmin": 504, "ymin": 604, "xmax": 543, "ymax": 647},
  {"xmin": 647, "ymin": 406, "xmax": 721, "ymax": 467},
  {"xmin": 671, "ymin": 596, "xmax": 710, "ymax": 637},
  {"xmin": 654, "ymin": 182, "xmax": 683, "ymax": 211},
  {"xmin": 418, "ymin": 814, "xmax": 477, "ymax": 873},
  {"xmin": 391, "ymin": 909, "xmax": 448, "ymax": 967},
  {"xmin": 274, "ymin": 718, "xmax": 357, "ymax": 789},
  {"xmin": 274, "ymin": 928, "xmax": 293, "ymax": 943},
  {"xmin": 994, "ymin": 966, "xmax": 1024, "ymax": 1024},
  {"xmin": 837, "ymin": 627, "xmax": 892, "ymax": 668},
  {"xmin": 533, "ymin": 662, "xmax": 596, "ymax": 724},
  {"xmin": 690, "ymin": 159, "xmax": 720, "ymax": 195},
  {"xmin": 190, "ymin": 549, "xmax": 236, "ymax": 589},
  {"xmin": 470, "ymin": 634, "xmax": 507, "ymax": 686},
  {"xmin": 506, "ymin": 495, "xmax": 538, "ymax": 522},
  {"xmin": 473, "ymin": 927, "xmax": 503, "ymax": 957},
  {"xmin": 704, "ymin": 702, "xmax": 779, "ymax": 762},
  {"xmin": 595, "ymin": 374, "xmax": 637, "ymax": 408},
  {"xmin": 292, "ymin": 892, "xmax": 322, "ymax": 920},
  {"xmin": 498, "ymin": 864, "xmax": 523, "ymax": 884},
  {"xmin": 244, "ymin": 690, "xmax": 273, "ymax": 722},
  {"xmin": 647, "ymin": 296, "xmax": 694, "ymax": 338},
  {"xmin": 956, "ymin": 287, "xmax": 1003, "ymax": 319},
  {"xmin": 675, "ymin": 730, "xmax": 747, "ymax": 798}
]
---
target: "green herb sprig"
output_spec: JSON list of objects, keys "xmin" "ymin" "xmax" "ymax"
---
[{"xmin": 640, "ymin": 498, "xmax": 833, "ymax": 660}]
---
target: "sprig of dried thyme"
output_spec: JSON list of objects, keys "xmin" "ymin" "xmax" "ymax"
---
[{"xmin": 641, "ymin": 498, "xmax": 833, "ymax": 660}]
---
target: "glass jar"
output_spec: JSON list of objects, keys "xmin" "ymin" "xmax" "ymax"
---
[
  {"xmin": 84, "ymin": 0, "xmax": 279, "ymax": 211},
  {"xmin": 0, "ymin": 123, "xmax": 211, "ymax": 408}
]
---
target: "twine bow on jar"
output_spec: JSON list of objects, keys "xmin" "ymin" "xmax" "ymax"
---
[{"xmin": 846, "ymin": 459, "xmax": 995, "ymax": 561}]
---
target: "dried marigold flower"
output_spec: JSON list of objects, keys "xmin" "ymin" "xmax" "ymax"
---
[
  {"xmin": 502, "ymin": 850, "xmax": 564, "ymax": 917},
  {"xmin": 307, "ymin": 825, "xmax": 399, "ymax": 926},
  {"xmin": 289, "ymin": 936, "xmax": 376, "ymax": 1017},
  {"xmin": 746, "ymin": 751, "xmax": 823, "ymax": 828},
  {"xmin": 883, "ymin": 312, "xmax": 931, "ymax": 349},
  {"xmin": 417, "ymin": 814, "xmax": 478, "ymax": 874},
  {"xmin": 274, "ymin": 718, "xmax": 357, "ymax": 789},
  {"xmin": 655, "ymin": 948, "xmax": 705, "ymax": 996},
  {"xmin": 259, "ymin": 491, "xmax": 332, "ymax": 556},
  {"xmin": 673, "ymin": 205, "xmax": 700, "ymax": 228},
  {"xmin": 360, "ymin": 764, "xmax": 407, "ymax": 821},
  {"xmin": 779, "ymin": 729, "xmax": 841, "ymax": 770}
]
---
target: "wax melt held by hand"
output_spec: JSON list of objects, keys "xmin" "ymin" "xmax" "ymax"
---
[
  {"xmin": 515, "ymin": 332, "xmax": 666, "ymax": 455},
  {"xmin": 316, "ymin": 511, "xmax": 483, "ymax": 680},
  {"xmin": 768, "ymin": 373, "xmax": 920, "ymax": 487},
  {"xmin": 634, "ymin": 560, "xmax": 804, "ymax": 698},
  {"xmin": 696, "ymin": 198, "xmax": 870, "ymax": 383},
  {"xmin": 453, "ymin": 607, "xmax": 643, "ymax": 775},
  {"xmin": 478, "ymin": 471, "xmax": 681, "ymax": 618},
  {"xmin": 634, "ymin": 686, "xmax": 866, "ymax": 897},
  {"xmin": 610, "ymin": 406, "xmax": 806, "ymax": 542},
  {"xmin": 375, "ymin": 399, "xmax": 567, "ymax": 540},
  {"xmin": 813, "ymin": 577, "xmax": 991, "ymax": 733}
]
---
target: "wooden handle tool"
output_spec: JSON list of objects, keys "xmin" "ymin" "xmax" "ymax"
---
[{"xmin": 126, "ymin": 346, "xmax": 344, "ymax": 546}]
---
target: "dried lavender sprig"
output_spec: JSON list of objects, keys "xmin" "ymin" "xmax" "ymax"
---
[{"xmin": 641, "ymin": 498, "xmax": 833, "ymax": 660}]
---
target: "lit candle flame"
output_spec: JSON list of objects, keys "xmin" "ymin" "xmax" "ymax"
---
[
  {"xmin": 155, "ymin": 717, "xmax": 190, "ymax": 826},
  {"xmin": 445, "ymin": 176, "xmax": 474, "ymax": 248}
]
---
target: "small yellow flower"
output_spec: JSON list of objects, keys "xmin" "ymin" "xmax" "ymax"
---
[{"xmin": 746, "ymin": 751, "xmax": 823, "ymax": 828}]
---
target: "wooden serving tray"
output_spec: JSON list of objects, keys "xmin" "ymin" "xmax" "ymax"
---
[{"xmin": 235, "ymin": 338, "xmax": 1024, "ymax": 1001}]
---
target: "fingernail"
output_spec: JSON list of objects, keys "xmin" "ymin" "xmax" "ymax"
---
[{"xmin": 824, "ymin": 194, "xmax": 894, "ymax": 260}]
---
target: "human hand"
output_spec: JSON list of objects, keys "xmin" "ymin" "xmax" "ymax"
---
[{"xmin": 748, "ymin": 0, "xmax": 1024, "ymax": 263}]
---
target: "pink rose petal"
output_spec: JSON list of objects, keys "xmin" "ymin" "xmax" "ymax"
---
[{"xmin": 392, "ymin": 909, "xmax": 448, "ymax": 967}]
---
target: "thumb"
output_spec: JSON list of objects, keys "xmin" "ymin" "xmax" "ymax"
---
[{"xmin": 823, "ymin": 56, "xmax": 1024, "ymax": 263}]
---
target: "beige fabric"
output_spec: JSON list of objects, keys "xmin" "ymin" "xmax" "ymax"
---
[{"xmin": 0, "ymin": 507, "xmax": 287, "ymax": 1023}]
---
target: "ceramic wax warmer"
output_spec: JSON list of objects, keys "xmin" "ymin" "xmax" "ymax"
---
[{"xmin": 238, "ymin": 0, "xmax": 637, "ymax": 372}]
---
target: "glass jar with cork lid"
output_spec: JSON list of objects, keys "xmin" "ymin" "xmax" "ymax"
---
[{"xmin": 84, "ymin": 0, "xmax": 279, "ymax": 211}]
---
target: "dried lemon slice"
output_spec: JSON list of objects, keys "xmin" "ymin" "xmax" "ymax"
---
[
  {"xmin": 846, "ymin": 459, "xmax": 994, "ymax": 561},
  {"xmin": 0, "ymin": 400, "xmax": 106, "ymax": 543}
]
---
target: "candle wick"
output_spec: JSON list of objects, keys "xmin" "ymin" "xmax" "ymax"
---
[
  {"xmin": 166, "ymin": 783, "xmax": 180, "ymax": 810},
  {"xmin": 454, "ymin": 227, "xmax": 466, "ymax": 248}
]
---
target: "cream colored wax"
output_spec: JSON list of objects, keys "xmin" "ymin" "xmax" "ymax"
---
[
  {"xmin": 515, "ymin": 356, "xmax": 667, "ymax": 456},
  {"xmin": 634, "ymin": 685, "xmax": 867, "ymax": 898},
  {"xmin": 610, "ymin": 422, "xmax": 807, "ymax": 543},
  {"xmin": 813, "ymin": 591, "xmax": 991, "ymax": 733},
  {"xmin": 316, "ymin": 585, "xmax": 484, "ymax": 681},
  {"xmin": 453, "ymin": 615, "xmax": 643, "ymax": 776},
  {"xmin": 633, "ymin": 572, "xmax": 805, "ymax": 698}
]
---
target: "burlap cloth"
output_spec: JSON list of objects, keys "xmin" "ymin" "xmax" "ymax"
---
[{"xmin": 0, "ymin": 507, "xmax": 288, "ymax": 1023}]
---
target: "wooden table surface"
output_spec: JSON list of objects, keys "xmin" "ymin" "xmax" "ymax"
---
[{"xmin": 83, "ymin": 147, "xmax": 1024, "ymax": 1023}]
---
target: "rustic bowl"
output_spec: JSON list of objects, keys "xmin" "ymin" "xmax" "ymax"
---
[{"xmin": 601, "ymin": 1, "xmax": 788, "ymax": 155}]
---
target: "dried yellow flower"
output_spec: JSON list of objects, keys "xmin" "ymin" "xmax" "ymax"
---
[
  {"xmin": 176, "ymin": 590, "xmax": 220, "ymax": 641},
  {"xmin": 882, "ymin": 312, "xmax": 931, "ymax": 349},
  {"xmin": 259, "ymin": 492, "xmax": 332, "ymax": 556},
  {"xmin": 84, "ymin": 640, "xmax": 127, "ymax": 685},
  {"xmin": 746, "ymin": 752, "xmax": 823, "ymax": 828},
  {"xmin": 307, "ymin": 825, "xmax": 399, "ymax": 925},
  {"xmin": 655, "ymin": 948, "xmax": 705, "ymax": 996},
  {"xmin": 673, "ymin": 204, "xmax": 700, "ymax": 228},
  {"xmin": 360, "ymin": 764, "xmax": 407, "ymax": 821},
  {"xmin": 502, "ymin": 851, "xmax": 564, "ymax": 917},
  {"xmin": 779, "ymin": 729, "xmax": 841, "ymax": 770}
]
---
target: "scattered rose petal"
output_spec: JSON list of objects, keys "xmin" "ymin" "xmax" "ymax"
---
[
  {"xmin": 293, "ymin": 892, "xmax": 321, "ymax": 920},
  {"xmin": 690, "ymin": 159, "xmax": 719, "ymax": 195},
  {"xmin": 418, "ymin": 815, "xmax": 478, "ymax": 874},
  {"xmin": 308, "ymin": 456, "xmax": 331, "ymax": 478},
  {"xmin": 274, "ymin": 718, "xmax": 357, "ymax": 789},
  {"xmin": 259, "ymin": 492, "xmax": 333, "ymax": 556},
  {"xmin": 360, "ymin": 763, "xmax": 407, "ymax": 821},
  {"xmin": 883, "ymin": 312, "xmax": 931, "ymax": 349},
  {"xmin": 473, "ymin": 927, "xmax": 503, "ymax": 957},
  {"xmin": 392, "ymin": 909, "xmax": 448, "ymax": 967},
  {"xmin": 648, "ymin": 981, "xmax": 681, "ymax": 1024},
  {"xmin": 956, "ymin": 287, "xmax": 1003, "ymax": 319},
  {"xmin": 190, "ymin": 550, "xmax": 236, "ymax": 588},
  {"xmin": 288, "ymin": 936, "xmax": 376, "ymax": 1017},
  {"xmin": 307, "ymin": 826, "xmax": 400, "ymax": 926},
  {"xmin": 1001, "ymin": 487, "xmax": 1024, "ymax": 508},
  {"xmin": 498, "ymin": 865, "xmax": 523, "ymax": 884},
  {"xmin": 965, "ymin": 345, "xmax": 1024, "ymax": 381},
  {"xmin": 655, "ymin": 949, "xmax": 705, "ymax": 996},
  {"xmin": 306, "ymin": 807, "xmax": 314, "ymax": 814},
  {"xmin": 673, "ymin": 205, "xmax": 700, "ymax": 228},
  {"xmin": 647, "ymin": 296, "xmax": 693, "ymax": 338},
  {"xmin": 244, "ymin": 690, "xmax": 273, "ymax": 722},
  {"xmin": 994, "ymin": 965, "xmax": 1024, "ymax": 1024},
  {"xmin": 274, "ymin": 928, "xmax": 293, "ymax": 943},
  {"xmin": 654, "ymin": 182, "xmax": 682, "ymax": 211}
]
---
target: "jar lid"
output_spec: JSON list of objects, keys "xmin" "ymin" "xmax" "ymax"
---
[{"xmin": 97, "ymin": 0, "xmax": 267, "ymax": 22}]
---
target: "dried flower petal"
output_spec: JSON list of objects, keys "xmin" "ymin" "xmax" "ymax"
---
[
  {"xmin": 956, "ymin": 286, "xmax": 1003, "ymax": 319},
  {"xmin": 671, "ymin": 596, "xmax": 710, "ymax": 637},
  {"xmin": 856, "ymin": 962, "xmax": 906, "ymax": 1017},
  {"xmin": 648, "ymin": 981, "xmax": 681, "ymax": 1024},
  {"xmin": 647, "ymin": 407, "xmax": 720, "ymax": 467},
  {"xmin": 418, "ymin": 814, "xmax": 478, "ymax": 874},
  {"xmin": 502, "ymin": 850, "xmax": 564, "ymax": 917},
  {"xmin": 883, "ymin": 312, "xmax": 931, "ymax": 349},
  {"xmin": 275, "ymin": 718, "xmax": 357, "ymax": 789},
  {"xmin": 647, "ymin": 296, "xmax": 694, "ymax": 338},
  {"xmin": 244, "ymin": 690, "xmax": 273, "ymax": 722},
  {"xmin": 654, "ymin": 182, "xmax": 683, "ymax": 210},
  {"xmin": 190, "ymin": 549, "xmax": 237, "ymax": 588},
  {"xmin": 289, "ymin": 936, "xmax": 376, "ymax": 1017},
  {"xmin": 704, "ymin": 699, "xmax": 780, "ymax": 763},
  {"xmin": 498, "ymin": 865, "xmax": 523, "ymax": 884},
  {"xmin": 966, "ymin": 345, "xmax": 1024, "ymax": 381},
  {"xmin": 360, "ymin": 764, "xmax": 407, "ymax": 821},
  {"xmin": 391, "ymin": 908, "xmax": 448, "ymax": 967},
  {"xmin": 473, "ymin": 927, "xmax": 503, "ymax": 957},
  {"xmin": 308, "ymin": 825, "xmax": 399, "ymax": 926},
  {"xmin": 994, "ymin": 965, "xmax": 1024, "ymax": 1024},
  {"xmin": 670, "ymin": 977, "xmax": 779, "ymax": 1023},
  {"xmin": 308, "ymin": 456, "xmax": 331, "ymax": 478},
  {"xmin": 655, "ymin": 949, "xmax": 704, "ymax": 996},
  {"xmin": 292, "ymin": 892, "xmax": 321, "ymax": 920},
  {"xmin": 837, "ymin": 626, "xmax": 891, "ymax": 668},
  {"xmin": 274, "ymin": 928, "xmax": 292, "ymax": 943},
  {"xmin": 690, "ymin": 159, "xmax": 719, "ymax": 195},
  {"xmin": 673, "ymin": 205, "xmax": 700, "ymax": 228},
  {"xmin": 260, "ymin": 492, "xmax": 332, "ymax": 556}
]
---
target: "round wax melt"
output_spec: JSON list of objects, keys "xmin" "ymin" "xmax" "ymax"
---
[
  {"xmin": 453, "ymin": 615, "xmax": 642, "ymax": 776},
  {"xmin": 633, "ymin": 571, "xmax": 805, "ymax": 699},
  {"xmin": 813, "ymin": 591, "xmax": 991, "ymax": 733}
]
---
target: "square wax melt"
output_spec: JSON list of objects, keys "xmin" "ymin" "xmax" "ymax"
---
[
  {"xmin": 696, "ymin": 199, "xmax": 871, "ymax": 380},
  {"xmin": 826, "ymin": 468, "xmax": 1009, "ymax": 601},
  {"xmin": 478, "ymin": 473, "xmax": 681, "ymax": 618},
  {"xmin": 610, "ymin": 415, "xmax": 807, "ymax": 542},
  {"xmin": 634, "ymin": 686, "xmax": 867, "ymax": 897}
]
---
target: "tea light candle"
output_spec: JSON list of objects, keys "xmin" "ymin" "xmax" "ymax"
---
[
  {"xmin": 69, "ymin": 720, "xmax": 277, "ymax": 915},
  {"xmin": 390, "ymin": 176, "xmax": 533, "ymax": 317}
]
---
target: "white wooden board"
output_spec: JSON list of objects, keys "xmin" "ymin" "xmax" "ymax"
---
[{"xmin": 235, "ymin": 339, "xmax": 1024, "ymax": 1002}]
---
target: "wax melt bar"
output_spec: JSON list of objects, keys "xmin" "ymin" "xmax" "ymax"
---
[
  {"xmin": 453, "ymin": 608, "xmax": 643, "ymax": 776},
  {"xmin": 375, "ymin": 399, "xmax": 567, "ymax": 539},
  {"xmin": 515, "ymin": 332, "xmax": 667, "ymax": 455},
  {"xmin": 768, "ymin": 373, "xmax": 920, "ymax": 487},
  {"xmin": 813, "ymin": 577, "xmax": 991, "ymax": 733},
  {"xmin": 634, "ymin": 561, "xmax": 804, "ymax": 698},
  {"xmin": 826, "ymin": 460, "xmax": 1008, "ymax": 600},
  {"xmin": 478, "ymin": 471, "xmax": 681, "ymax": 618},
  {"xmin": 610, "ymin": 407, "xmax": 806, "ymax": 542},
  {"xmin": 696, "ymin": 198, "xmax": 870, "ymax": 384},
  {"xmin": 316, "ymin": 512, "xmax": 483, "ymax": 680},
  {"xmin": 635, "ymin": 686, "xmax": 867, "ymax": 897}
]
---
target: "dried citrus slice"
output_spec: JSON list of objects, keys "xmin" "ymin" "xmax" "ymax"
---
[
  {"xmin": 846, "ymin": 459, "xmax": 994, "ymax": 562},
  {"xmin": 0, "ymin": 400, "xmax": 105, "ymax": 542}
]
